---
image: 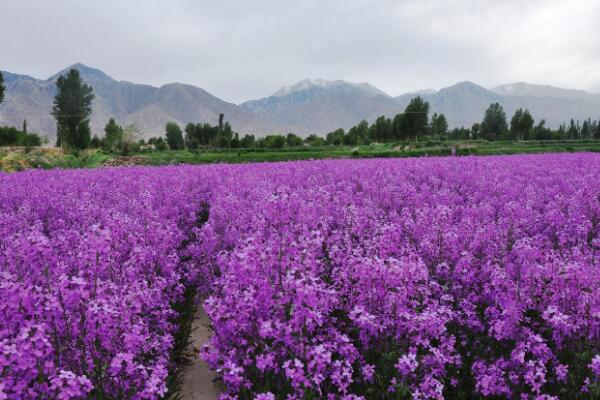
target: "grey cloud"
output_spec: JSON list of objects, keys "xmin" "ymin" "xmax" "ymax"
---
[{"xmin": 1, "ymin": 0, "xmax": 599, "ymax": 103}]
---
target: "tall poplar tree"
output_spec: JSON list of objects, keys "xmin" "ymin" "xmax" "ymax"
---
[
  {"xmin": 104, "ymin": 118, "xmax": 123, "ymax": 151},
  {"xmin": 430, "ymin": 113, "xmax": 448, "ymax": 136},
  {"xmin": 165, "ymin": 122, "xmax": 185, "ymax": 150},
  {"xmin": 402, "ymin": 97, "xmax": 430, "ymax": 141},
  {"xmin": 510, "ymin": 108, "xmax": 534, "ymax": 141},
  {"xmin": 0, "ymin": 71, "xmax": 5, "ymax": 104},
  {"xmin": 481, "ymin": 103, "xmax": 507, "ymax": 141},
  {"xmin": 52, "ymin": 69, "xmax": 94, "ymax": 150}
]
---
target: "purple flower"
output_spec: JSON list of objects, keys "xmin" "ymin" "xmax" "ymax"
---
[{"xmin": 3, "ymin": 154, "xmax": 600, "ymax": 398}]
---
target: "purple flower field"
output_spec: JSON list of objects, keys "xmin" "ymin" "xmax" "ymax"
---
[
  {"xmin": 1, "ymin": 153, "xmax": 600, "ymax": 399},
  {"xmin": 0, "ymin": 167, "xmax": 217, "ymax": 398}
]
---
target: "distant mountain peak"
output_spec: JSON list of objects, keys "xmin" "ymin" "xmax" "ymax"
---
[
  {"xmin": 449, "ymin": 81, "xmax": 485, "ymax": 89},
  {"xmin": 491, "ymin": 82, "xmax": 592, "ymax": 99},
  {"xmin": 437, "ymin": 81, "xmax": 496, "ymax": 97},
  {"xmin": 0, "ymin": 64, "xmax": 277, "ymax": 142},
  {"xmin": 414, "ymin": 88, "xmax": 437, "ymax": 95},
  {"xmin": 271, "ymin": 78, "xmax": 389, "ymax": 98},
  {"xmin": 3, "ymin": 63, "xmax": 600, "ymax": 142},
  {"xmin": 271, "ymin": 79, "xmax": 325, "ymax": 97},
  {"xmin": 48, "ymin": 63, "xmax": 116, "ymax": 83}
]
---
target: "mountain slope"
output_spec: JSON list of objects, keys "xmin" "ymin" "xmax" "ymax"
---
[
  {"xmin": 395, "ymin": 82, "xmax": 503, "ymax": 128},
  {"xmin": 395, "ymin": 82, "xmax": 600, "ymax": 129},
  {"xmin": 1, "ymin": 64, "xmax": 599, "ymax": 141},
  {"xmin": 271, "ymin": 79, "xmax": 389, "ymax": 98},
  {"xmin": 492, "ymin": 82, "xmax": 600, "ymax": 101},
  {"xmin": 0, "ymin": 63, "xmax": 277, "ymax": 141},
  {"xmin": 240, "ymin": 79, "xmax": 401, "ymax": 134}
]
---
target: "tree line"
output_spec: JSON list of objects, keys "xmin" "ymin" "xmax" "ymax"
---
[
  {"xmin": 323, "ymin": 100, "xmax": 600, "ymax": 145},
  {"xmin": 87, "ymin": 118, "xmax": 308, "ymax": 152},
  {"xmin": 0, "ymin": 72, "xmax": 45, "ymax": 147},
  {"xmin": 0, "ymin": 124, "xmax": 44, "ymax": 147},
  {"xmin": 127, "ymin": 97, "xmax": 600, "ymax": 152},
  {"xmin": 153, "ymin": 99, "xmax": 600, "ymax": 151},
  {"xmin": 2, "ymin": 69, "xmax": 600, "ymax": 152},
  {"xmin": 472, "ymin": 104, "xmax": 600, "ymax": 141}
]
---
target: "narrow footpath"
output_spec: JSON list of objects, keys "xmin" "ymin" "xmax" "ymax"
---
[{"xmin": 180, "ymin": 305, "xmax": 221, "ymax": 400}]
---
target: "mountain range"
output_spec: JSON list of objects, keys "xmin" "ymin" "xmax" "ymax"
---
[{"xmin": 1, "ymin": 63, "xmax": 599, "ymax": 141}]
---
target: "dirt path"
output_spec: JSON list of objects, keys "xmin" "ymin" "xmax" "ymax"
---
[{"xmin": 180, "ymin": 304, "xmax": 221, "ymax": 400}]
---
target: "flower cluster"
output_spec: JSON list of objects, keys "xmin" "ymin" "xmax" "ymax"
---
[
  {"xmin": 0, "ymin": 166, "xmax": 214, "ymax": 399},
  {"xmin": 2, "ymin": 153, "xmax": 600, "ymax": 399},
  {"xmin": 198, "ymin": 154, "xmax": 600, "ymax": 399}
]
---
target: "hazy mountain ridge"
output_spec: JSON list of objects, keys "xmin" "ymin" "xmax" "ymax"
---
[
  {"xmin": 396, "ymin": 81, "xmax": 600, "ymax": 128},
  {"xmin": 395, "ymin": 81, "xmax": 503, "ymax": 128},
  {"xmin": 241, "ymin": 80, "xmax": 400, "ymax": 133},
  {"xmin": 492, "ymin": 82, "xmax": 600, "ymax": 101},
  {"xmin": 0, "ymin": 64, "xmax": 279, "ymax": 141},
  {"xmin": 247, "ymin": 79, "xmax": 600, "ymax": 134},
  {"xmin": 1, "ymin": 64, "xmax": 599, "ymax": 140},
  {"xmin": 271, "ymin": 78, "xmax": 390, "ymax": 98}
]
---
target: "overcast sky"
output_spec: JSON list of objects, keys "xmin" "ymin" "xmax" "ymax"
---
[{"xmin": 2, "ymin": 0, "xmax": 599, "ymax": 103}]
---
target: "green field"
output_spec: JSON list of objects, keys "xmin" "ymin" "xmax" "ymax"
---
[{"xmin": 2, "ymin": 140, "xmax": 600, "ymax": 172}]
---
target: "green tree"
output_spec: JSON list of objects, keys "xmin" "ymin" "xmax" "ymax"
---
[
  {"xmin": 510, "ymin": 108, "xmax": 534, "ymax": 141},
  {"xmin": 344, "ymin": 125, "xmax": 360, "ymax": 145},
  {"xmin": 449, "ymin": 126, "xmax": 470, "ymax": 140},
  {"xmin": 184, "ymin": 123, "xmax": 199, "ymax": 149},
  {"xmin": 326, "ymin": 128, "xmax": 345, "ymax": 145},
  {"xmin": 471, "ymin": 123, "xmax": 480, "ymax": 140},
  {"xmin": 240, "ymin": 134, "xmax": 256, "ymax": 148},
  {"xmin": 261, "ymin": 135, "xmax": 285, "ymax": 149},
  {"xmin": 286, "ymin": 133, "xmax": 304, "ymax": 147},
  {"xmin": 155, "ymin": 137, "xmax": 167, "ymax": 151},
  {"xmin": 230, "ymin": 133, "xmax": 240, "ymax": 149},
  {"xmin": 120, "ymin": 124, "xmax": 141, "ymax": 155},
  {"xmin": 347, "ymin": 120, "xmax": 370, "ymax": 144},
  {"xmin": 402, "ymin": 97, "xmax": 429, "ymax": 141},
  {"xmin": 370, "ymin": 116, "xmax": 393, "ymax": 143},
  {"xmin": 216, "ymin": 121, "xmax": 233, "ymax": 148},
  {"xmin": 90, "ymin": 135, "xmax": 101, "ymax": 148},
  {"xmin": 429, "ymin": 113, "xmax": 448, "ymax": 137},
  {"xmin": 0, "ymin": 71, "xmax": 5, "ymax": 104},
  {"xmin": 581, "ymin": 118, "xmax": 592, "ymax": 140},
  {"xmin": 52, "ymin": 69, "xmax": 94, "ymax": 150},
  {"xmin": 531, "ymin": 119, "xmax": 552, "ymax": 140},
  {"xmin": 567, "ymin": 119, "xmax": 579, "ymax": 140},
  {"xmin": 0, "ymin": 126, "xmax": 42, "ymax": 146},
  {"xmin": 304, "ymin": 134, "xmax": 326, "ymax": 146},
  {"xmin": 103, "ymin": 118, "xmax": 123, "ymax": 152},
  {"xmin": 165, "ymin": 122, "xmax": 185, "ymax": 150},
  {"xmin": 392, "ymin": 114, "xmax": 406, "ymax": 141},
  {"xmin": 480, "ymin": 103, "xmax": 507, "ymax": 141}
]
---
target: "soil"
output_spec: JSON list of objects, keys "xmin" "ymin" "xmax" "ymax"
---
[
  {"xmin": 180, "ymin": 305, "xmax": 221, "ymax": 400},
  {"xmin": 102, "ymin": 156, "xmax": 148, "ymax": 167}
]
